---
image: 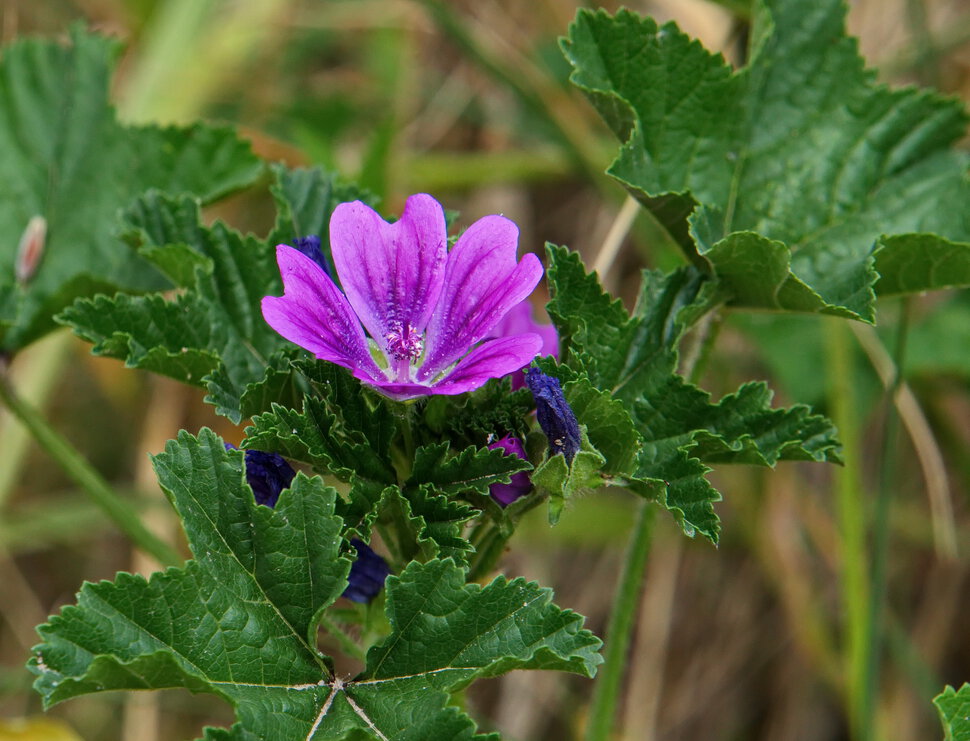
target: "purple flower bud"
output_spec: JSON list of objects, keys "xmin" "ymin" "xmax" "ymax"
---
[
  {"xmin": 526, "ymin": 368, "xmax": 581, "ymax": 463},
  {"xmin": 240, "ymin": 448, "xmax": 296, "ymax": 508},
  {"xmin": 343, "ymin": 539, "xmax": 391, "ymax": 603},
  {"xmin": 291, "ymin": 235, "xmax": 336, "ymax": 280},
  {"xmin": 16, "ymin": 215, "xmax": 47, "ymax": 285},
  {"xmin": 487, "ymin": 436, "xmax": 532, "ymax": 507}
]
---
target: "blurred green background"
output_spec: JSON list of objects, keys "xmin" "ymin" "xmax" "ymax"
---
[{"xmin": 2, "ymin": 1, "xmax": 970, "ymax": 739}]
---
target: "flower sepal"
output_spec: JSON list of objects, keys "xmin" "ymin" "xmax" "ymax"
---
[{"xmin": 529, "ymin": 426, "xmax": 607, "ymax": 525}]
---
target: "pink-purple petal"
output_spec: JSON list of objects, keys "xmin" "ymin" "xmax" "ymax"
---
[
  {"xmin": 431, "ymin": 334, "xmax": 543, "ymax": 395},
  {"xmin": 261, "ymin": 245, "xmax": 384, "ymax": 382},
  {"xmin": 330, "ymin": 195, "xmax": 446, "ymax": 361},
  {"xmin": 418, "ymin": 215, "xmax": 543, "ymax": 381}
]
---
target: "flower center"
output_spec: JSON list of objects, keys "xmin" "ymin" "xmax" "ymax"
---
[{"xmin": 385, "ymin": 321, "xmax": 423, "ymax": 361}]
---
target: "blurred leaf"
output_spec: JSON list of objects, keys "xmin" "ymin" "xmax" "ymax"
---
[
  {"xmin": 875, "ymin": 234, "xmax": 970, "ymax": 296},
  {"xmin": 29, "ymin": 431, "xmax": 601, "ymax": 739},
  {"xmin": 935, "ymin": 684, "xmax": 970, "ymax": 741},
  {"xmin": 562, "ymin": 1, "xmax": 970, "ymax": 322},
  {"xmin": 0, "ymin": 28, "xmax": 262, "ymax": 352}
]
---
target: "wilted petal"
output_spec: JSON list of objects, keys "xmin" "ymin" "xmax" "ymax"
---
[
  {"xmin": 343, "ymin": 539, "xmax": 391, "ymax": 603},
  {"xmin": 330, "ymin": 195, "xmax": 447, "ymax": 362},
  {"xmin": 487, "ymin": 436, "xmax": 532, "ymax": 507},
  {"xmin": 261, "ymin": 245, "xmax": 384, "ymax": 382},
  {"xmin": 431, "ymin": 334, "xmax": 543, "ymax": 396},
  {"xmin": 418, "ymin": 215, "xmax": 543, "ymax": 381},
  {"xmin": 526, "ymin": 368, "xmax": 581, "ymax": 462}
]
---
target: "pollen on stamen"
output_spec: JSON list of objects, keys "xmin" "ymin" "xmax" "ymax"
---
[{"xmin": 385, "ymin": 321, "xmax": 423, "ymax": 360}]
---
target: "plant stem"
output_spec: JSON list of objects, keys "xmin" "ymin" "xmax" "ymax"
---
[
  {"xmin": 861, "ymin": 299, "xmax": 912, "ymax": 737},
  {"xmin": 584, "ymin": 501, "xmax": 656, "ymax": 741},
  {"xmin": 825, "ymin": 318, "xmax": 870, "ymax": 741},
  {"xmin": 0, "ymin": 375, "xmax": 181, "ymax": 567}
]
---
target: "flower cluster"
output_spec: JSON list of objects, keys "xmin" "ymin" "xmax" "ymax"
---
[{"xmin": 262, "ymin": 194, "xmax": 545, "ymax": 401}]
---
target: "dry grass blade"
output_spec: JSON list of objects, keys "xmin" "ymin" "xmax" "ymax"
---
[{"xmin": 850, "ymin": 323, "xmax": 957, "ymax": 560}]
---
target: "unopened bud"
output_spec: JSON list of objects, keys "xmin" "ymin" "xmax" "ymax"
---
[{"xmin": 16, "ymin": 215, "xmax": 47, "ymax": 285}]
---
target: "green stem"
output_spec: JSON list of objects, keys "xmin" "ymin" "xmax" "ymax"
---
[
  {"xmin": 584, "ymin": 502, "xmax": 656, "ymax": 741},
  {"xmin": 467, "ymin": 527, "xmax": 506, "ymax": 582},
  {"xmin": 825, "ymin": 319, "xmax": 870, "ymax": 740},
  {"xmin": 318, "ymin": 613, "xmax": 367, "ymax": 662},
  {"xmin": 862, "ymin": 300, "xmax": 912, "ymax": 737},
  {"xmin": 0, "ymin": 375, "xmax": 180, "ymax": 567}
]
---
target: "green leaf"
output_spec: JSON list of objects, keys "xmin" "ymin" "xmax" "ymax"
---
[
  {"xmin": 59, "ymin": 165, "xmax": 373, "ymax": 423},
  {"xmin": 0, "ymin": 29, "xmax": 262, "ymax": 351},
  {"xmin": 30, "ymin": 431, "xmax": 601, "ymax": 739},
  {"xmin": 422, "ymin": 379, "xmax": 536, "ymax": 447},
  {"xmin": 531, "ymin": 440, "xmax": 607, "ymax": 526},
  {"xmin": 874, "ymin": 234, "xmax": 970, "ymax": 296},
  {"xmin": 392, "ymin": 485, "xmax": 478, "ymax": 565},
  {"xmin": 246, "ymin": 396, "xmax": 396, "ymax": 486},
  {"xmin": 58, "ymin": 192, "xmax": 288, "ymax": 419},
  {"xmin": 545, "ymin": 246, "xmax": 840, "ymax": 542},
  {"xmin": 935, "ymin": 684, "xmax": 970, "ymax": 741},
  {"xmin": 268, "ymin": 164, "xmax": 377, "ymax": 270},
  {"xmin": 562, "ymin": 2, "xmax": 970, "ymax": 321},
  {"xmin": 406, "ymin": 442, "xmax": 531, "ymax": 497}
]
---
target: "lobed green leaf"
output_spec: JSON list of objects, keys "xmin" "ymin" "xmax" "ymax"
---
[
  {"xmin": 562, "ymin": 1, "xmax": 970, "ymax": 320},
  {"xmin": 0, "ymin": 29, "xmax": 262, "ymax": 351}
]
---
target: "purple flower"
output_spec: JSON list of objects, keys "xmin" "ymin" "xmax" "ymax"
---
[
  {"xmin": 261, "ymin": 194, "xmax": 545, "ymax": 401},
  {"xmin": 487, "ymin": 301, "xmax": 558, "ymax": 390},
  {"xmin": 229, "ymin": 443, "xmax": 391, "ymax": 602},
  {"xmin": 526, "ymin": 368, "xmax": 581, "ymax": 463},
  {"xmin": 343, "ymin": 538, "xmax": 391, "ymax": 603},
  {"xmin": 487, "ymin": 436, "xmax": 532, "ymax": 506},
  {"xmin": 228, "ymin": 445, "xmax": 296, "ymax": 508}
]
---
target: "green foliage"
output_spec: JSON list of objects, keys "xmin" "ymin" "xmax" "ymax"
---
[
  {"xmin": 30, "ymin": 430, "xmax": 601, "ymax": 740},
  {"xmin": 562, "ymin": 0, "xmax": 970, "ymax": 322},
  {"xmin": 935, "ymin": 684, "xmax": 970, "ymax": 741},
  {"xmin": 406, "ymin": 442, "xmax": 531, "ymax": 497},
  {"xmin": 0, "ymin": 28, "xmax": 262, "ymax": 352},
  {"xmin": 545, "ymin": 245, "xmax": 841, "ymax": 542},
  {"xmin": 58, "ymin": 168, "xmax": 370, "ymax": 423}
]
